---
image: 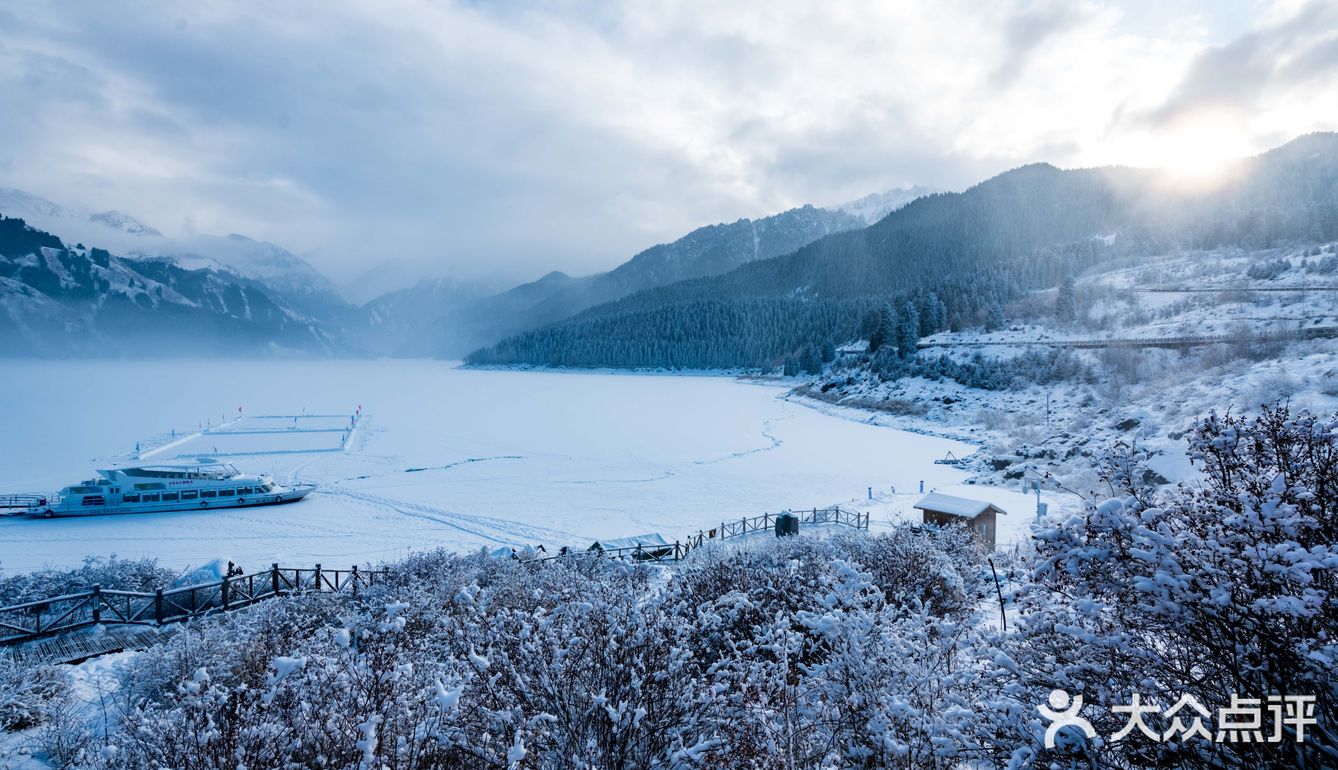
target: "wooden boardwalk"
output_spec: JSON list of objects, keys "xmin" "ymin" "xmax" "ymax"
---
[{"xmin": 5, "ymin": 623, "xmax": 179, "ymax": 666}]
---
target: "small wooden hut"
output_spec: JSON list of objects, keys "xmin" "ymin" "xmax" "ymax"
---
[{"xmin": 913, "ymin": 492, "xmax": 1006, "ymax": 550}]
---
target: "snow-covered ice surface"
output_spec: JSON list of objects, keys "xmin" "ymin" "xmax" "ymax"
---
[{"xmin": 0, "ymin": 359, "xmax": 1035, "ymax": 574}]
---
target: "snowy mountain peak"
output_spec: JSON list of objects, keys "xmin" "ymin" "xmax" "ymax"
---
[
  {"xmin": 834, "ymin": 185, "xmax": 939, "ymax": 225},
  {"xmin": 89, "ymin": 210, "xmax": 161, "ymax": 237},
  {"xmin": 0, "ymin": 187, "xmax": 76, "ymax": 221}
]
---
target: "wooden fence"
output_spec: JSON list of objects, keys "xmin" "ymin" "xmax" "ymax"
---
[
  {"xmin": 0, "ymin": 563, "xmax": 386, "ymax": 647},
  {"xmin": 3, "ymin": 507, "xmax": 868, "ymax": 646},
  {"xmin": 528, "ymin": 506, "xmax": 869, "ymax": 566}
]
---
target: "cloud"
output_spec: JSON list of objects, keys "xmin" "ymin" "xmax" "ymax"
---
[
  {"xmin": 992, "ymin": 1, "xmax": 1098, "ymax": 88},
  {"xmin": 0, "ymin": 1, "xmax": 1331, "ymax": 289},
  {"xmin": 1144, "ymin": 0, "xmax": 1338, "ymax": 127}
]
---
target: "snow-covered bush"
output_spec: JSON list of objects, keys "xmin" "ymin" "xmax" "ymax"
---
[
  {"xmin": 1246, "ymin": 258, "xmax": 1291, "ymax": 280},
  {"xmin": 0, "ymin": 657, "xmax": 66, "ymax": 731},
  {"xmin": 972, "ymin": 404, "xmax": 1338, "ymax": 768},
  {"xmin": 63, "ymin": 528, "xmax": 989, "ymax": 769},
  {"xmin": 0, "ymin": 556, "xmax": 177, "ymax": 607}
]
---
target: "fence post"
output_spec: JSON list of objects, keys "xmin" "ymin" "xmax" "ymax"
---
[
  {"xmin": 351, "ymin": 565, "xmax": 359, "ymax": 597},
  {"xmin": 221, "ymin": 574, "xmax": 231, "ymax": 611},
  {"xmin": 91, "ymin": 585, "xmax": 101, "ymax": 625},
  {"xmin": 154, "ymin": 589, "xmax": 164, "ymax": 625},
  {"xmin": 272, "ymin": 563, "xmax": 280, "ymax": 596},
  {"xmin": 314, "ymin": 563, "xmax": 322, "ymax": 592}
]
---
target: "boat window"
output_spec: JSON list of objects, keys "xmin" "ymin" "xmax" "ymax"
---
[
  {"xmin": 260, "ymin": 482, "xmax": 275, "ymax": 492},
  {"xmin": 200, "ymin": 490, "xmax": 217, "ymax": 498},
  {"xmin": 134, "ymin": 483, "xmax": 165, "ymax": 491},
  {"xmin": 82, "ymin": 496, "xmax": 105, "ymax": 506},
  {"xmin": 142, "ymin": 494, "xmax": 160, "ymax": 502},
  {"xmin": 162, "ymin": 492, "xmax": 179, "ymax": 502},
  {"xmin": 123, "ymin": 494, "xmax": 141, "ymax": 503},
  {"xmin": 181, "ymin": 490, "xmax": 198, "ymax": 500},
  {"xmin": 238, "ymin": 487, "xmax": 254, "ymax": 495},
  {"xmin": 218, "ymin": 489, "xmax": 235, "ymax": 497}
]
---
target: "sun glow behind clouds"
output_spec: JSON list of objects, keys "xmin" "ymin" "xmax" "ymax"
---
[{"xmin": 1120, "ymin": 111, "xmax": 1257, "ymax": 189}]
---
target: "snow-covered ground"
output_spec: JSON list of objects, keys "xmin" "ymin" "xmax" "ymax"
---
[{"xmin": 0, "ymin": 360, "xmax": 1046, "ymax": 575}]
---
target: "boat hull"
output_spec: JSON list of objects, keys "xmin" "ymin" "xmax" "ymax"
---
[{"xmin": 26, "ymin": 486, "xmax": 316, "ymax": 518}]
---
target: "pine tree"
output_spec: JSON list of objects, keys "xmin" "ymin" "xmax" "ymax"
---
[
  {"xmin": 985, "ymin": 303, "xmax": 1005, "ymax": 332},
  {"xmin": 1055, "ymin": 275, "xmax": 1076, "ymax": 323},
  {"xmin": 799, "ymin": 345, "xmax": 822, "ymax": 374},
  {"xmin": 896, "ymin": 302, "xmax": 920, "ymax": 359},
  {"xmin": 868, "ymin": 305, "xmax": 895, "ymax": 353}
]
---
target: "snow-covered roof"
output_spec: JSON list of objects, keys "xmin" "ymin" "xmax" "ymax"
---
[
  {"xmin": 913, "ymin": 492, "xmax": 1006, "ymax": 519},
  {"xmin": 589, "ymin": 533, "xmax": 670, "ymax": 551}
]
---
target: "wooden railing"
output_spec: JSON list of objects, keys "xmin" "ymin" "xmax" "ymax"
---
[
  {"xmin": 3, "ymin": 507, "xmax": 870, "ymax": 644},
  {"xmin": 528, "ymin": 506, "xmax": 869, "ymax": 566},
  {"xmin": 0, "ymin": 563, "xmax": 386, "ymax": 646}
]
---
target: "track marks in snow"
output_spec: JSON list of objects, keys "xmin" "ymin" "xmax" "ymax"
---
[
  {"xmin": 558, "ymin": 413, "xmax": 792, "ymax": 485},
  {"xmin": 316, "ymin": 487, "xmax": 583, "ymax": 546},
  {"xmin": 558, "ymin": 470, "xmax": 676, "ymax": 485},
  {"xmin": 404, "ymin": 455, "xmax": 523, "ymax": 473},
  {"xmin": 692, "ymin": 414, "xmax": 789, "ymax": 466}
]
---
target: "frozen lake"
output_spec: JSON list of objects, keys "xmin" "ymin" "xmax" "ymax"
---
[{"xmin": 0, "ymin": 359, "xmax": 999, "ymax": 573}]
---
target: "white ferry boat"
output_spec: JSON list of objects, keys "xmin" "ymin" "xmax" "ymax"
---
[{"xmin": 24, "ymin": 458, "xmax": 315, "ymax": 518}]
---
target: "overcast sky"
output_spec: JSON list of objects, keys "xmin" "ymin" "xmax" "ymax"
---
[{"xmin": 1, "ymin": 0, "xmax": 1335, "ymax": 285}]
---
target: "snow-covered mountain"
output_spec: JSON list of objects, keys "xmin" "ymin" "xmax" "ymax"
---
[
  {"xmin": 383, "ymin": 203, "xmax": 873, "ymax": 357},
  {"xmin": 88, "ymin": 209, "xmax": 162, "ymax": 237},
  {"xmin": 0, "ymin": 187, "xmax": 346, "ymax": 318},
  {"xmin": 834, "ymin": 185, "xmax": 939, "ymax": 225},
  {"xmin": 0, "ymin": 215, "xmax": 343, "ymax": 356},
  {"xmin": 342, "ymin": 258, "xmax": 442, "ymax": 306}
]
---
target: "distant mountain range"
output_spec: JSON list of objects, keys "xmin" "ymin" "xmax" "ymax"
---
[
  {"xmin": 0, "ymin": 184, "xmax": 934, "ymax": 357},
  {"xmin": 468, "ymin": 133, "xmax": 1338, "ymax": 369},
  {"xmin": 370, "ymin": 203, "xmax": 875, "ymax": 356},
  {"xmin": 357, "ymin": 189, "xmax": 935, "ymax": 357}
]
